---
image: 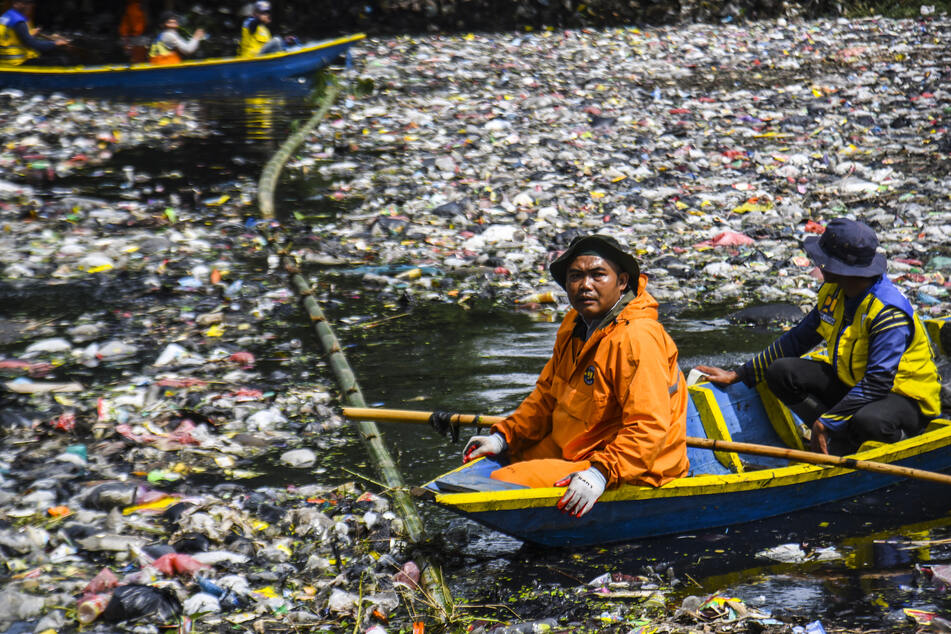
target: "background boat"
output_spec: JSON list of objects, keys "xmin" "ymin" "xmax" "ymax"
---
[{"xmin": 0, "ymin": 34, "xmax": 364, "ymax": 97}]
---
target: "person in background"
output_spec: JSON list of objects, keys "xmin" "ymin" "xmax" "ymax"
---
[
  {"xmin": 118, "ymin": 0, "xmax": 148, "ymax": 63},
  {"xmin": 148, "ymin": 11, "xmax": 204, "ymax": 65},
  {"xmin": 0, "ymin": 0, "xmax": 69, "ymax": 66},
  {"xmin": 696, "ymin": 218, "xmax": 941, "ymax": 455},
  {"xmin": 238, "ymin": 0, "xmax": 293, "ymax": 57},
  {"xmin": 462, "ymin": 235, "xmax": 689, "ymax": 518}
]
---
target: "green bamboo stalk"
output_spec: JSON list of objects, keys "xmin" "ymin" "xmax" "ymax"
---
[
  {"xmin": 255, "ymin": 81, "xmax": 454, "ymax": 619},
  {"xmin": 258, "ymin": 83, "xmax": 340, "ymax": 219}
]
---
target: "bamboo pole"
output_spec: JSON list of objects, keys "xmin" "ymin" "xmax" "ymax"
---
[
  {"xmin": 257, "ymin": 83, "xmax": 339, "ymax": 220},
  {"xmin": 256, "ymin": 84, "xmax": 454, "ymax": 617},
  {"xmin": 342, "ymin": 407, "xmax": 951, "ymax": 487}
]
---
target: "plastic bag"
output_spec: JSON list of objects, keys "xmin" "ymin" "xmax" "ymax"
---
[{"xmin": 101, "ymin": 584, "xmax": 182, "ymax": 623}]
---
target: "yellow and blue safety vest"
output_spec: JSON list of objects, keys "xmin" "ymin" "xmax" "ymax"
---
[
  {"xmin": 741, "ymin": 275, "xmax": 941, "ymax": 427},
  {"xmin": 238, "ymin": 17, "xmax": 270, "ymax": 57},
  {"xmin": 0, "ymin": 9, "xmax": 39, "ymax": 66},
  {"xmin": 813, "ymin": 277, "xmax": 941, "ymax": 419}
]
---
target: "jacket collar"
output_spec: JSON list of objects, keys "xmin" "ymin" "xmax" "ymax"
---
[{"xmin": 572, "ymin": 290, "xmax": 635, "ymax": 340}]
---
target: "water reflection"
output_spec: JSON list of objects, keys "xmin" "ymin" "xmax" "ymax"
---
[{"xmin": 242, "ymin": 96, "xmax": 281, "ymax": 142}]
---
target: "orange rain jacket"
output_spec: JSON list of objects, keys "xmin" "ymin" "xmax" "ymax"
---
[{"xmin": 491, "ymin": 275, "xmax": 689, "ymax": 488}]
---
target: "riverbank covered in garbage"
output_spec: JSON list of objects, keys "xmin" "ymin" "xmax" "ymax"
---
[
  {"xmin": 0, "ymin": 13, "xmax": 951, "ymax": 634},
  {"xmin": 283, "ymin": 16, "xmax": 951, "ymax": 322}
]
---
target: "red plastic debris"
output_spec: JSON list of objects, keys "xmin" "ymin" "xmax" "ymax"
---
[
  {"xmin": 83, "ymin": 567, "xmax": 120, "ymax": 595},
  {"xmin": 156, "ymin": 377, "xmax": 208, "ymax": 388},
  {"xmin": 695, "ymin": 231, "xmax": 755, "ymax": 247},
  {"xmin": 152, "ymin": 553, "xmax": 207, "ymax": 576},
  {"xmin": 50, "ymin": 412, "xmax": 76, "ymax": 432},
  {"xmin": 228, "ymin": 351, "xmax": 256, "ymax": 368}
]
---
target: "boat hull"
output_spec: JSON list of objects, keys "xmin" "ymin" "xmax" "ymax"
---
[
  {"xmin": 0, "ymin": 35, "xmax": 363, "ymax": 96},
  {"xmin": 439, "ymin": 435, "xmax": 951, "ymax": 547},
  {"xmin": 424, "ymin": 317, "xmax": 951, "ymax": 547}
]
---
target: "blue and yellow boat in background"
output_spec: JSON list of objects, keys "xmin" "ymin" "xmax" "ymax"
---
[
  {"xmin": 412, "ymin": 317, "xmax": 951, "ymax": 547},
  {"xmin": 0, "ymin": 34, "xmax": 364, "ymax": 96}
]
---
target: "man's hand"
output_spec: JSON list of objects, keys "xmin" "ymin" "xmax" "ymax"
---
[
  {"xmin": 694, "ymin": 365, "xmax": 740, "ymax": 385},
  {"xmin": 810, "ymin": 420, "xmax": 829, "ymax": 454},
  {"xmin": 462, "ymin": 433, "xmax": 506, "ymax": 463},
  {"xmin": 554, "ymin": 467, "xmax": 606, "ymax": 517}
]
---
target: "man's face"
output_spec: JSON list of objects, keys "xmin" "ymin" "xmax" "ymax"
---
[
  {"xmin": 566, "ymin": 255, "xmax": 629, "ymax": 322},
  {"xmin": 819, "ymin": 269, "xmax": 874, "ymax": 298},
  {"xmin": 257, "ymin": 11, "xmax": 271, "ymax": 22}
]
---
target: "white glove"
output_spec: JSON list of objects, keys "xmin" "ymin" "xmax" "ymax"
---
[
  {"xmin": 554, "ymin": 467, "xmax": 606, "ymax": 517},
  {"xmin": 463, "ymin": 433, "xmax": 506, "ymax": 463}
]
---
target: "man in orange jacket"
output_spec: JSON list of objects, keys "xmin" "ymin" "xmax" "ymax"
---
[{"xmin": 464, "ymin": 235, "xmax": 689, "ymax": 517}]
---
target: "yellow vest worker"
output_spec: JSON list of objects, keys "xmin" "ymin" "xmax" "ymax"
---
[
  {"xmin": 238, "ymin": 0, "xmax": 283, "ymax": 57},
  {"xmin": 696, "ymin": 218, "xmax": 942, "ymax": 456},
  {"xmin": 0, "ymin": 0, "xmax": 67, "ymax": 66}
]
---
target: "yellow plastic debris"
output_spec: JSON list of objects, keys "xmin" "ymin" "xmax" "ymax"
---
[{"xmin": 122, "ymin": 496, "xmax": 180, "ymax": 515}]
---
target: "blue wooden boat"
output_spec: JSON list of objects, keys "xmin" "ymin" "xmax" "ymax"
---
[
  {"xmin": 0, "ymin": 34, "xmax": 364, "ymax": 96},
  {"xmin": 421, "ymin": 317, "xmax": 951, "ymax": 547}
]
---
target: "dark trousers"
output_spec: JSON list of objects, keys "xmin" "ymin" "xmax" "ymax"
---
[{"xmin": 765, "ymin": 358, "xmax": 928, "ymax": 453}]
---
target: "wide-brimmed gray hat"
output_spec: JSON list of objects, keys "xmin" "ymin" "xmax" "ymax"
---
[
  {"xmin": 803, "ymin": 218, "xmax": 886, "ymax": 277},
  {"xmin": 549, "ymin": 235, "xmax": 640, "ymax": 293}
]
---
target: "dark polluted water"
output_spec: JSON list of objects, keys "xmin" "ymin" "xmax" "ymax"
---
[{"xmin": 5, "ymin": 88, "xmax": 951, "ymax": 631}]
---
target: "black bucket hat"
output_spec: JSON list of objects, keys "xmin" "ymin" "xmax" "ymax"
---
[
  {"xmin": 803, "ymin": 218, "xmax": 886, "ymax": 277},
  {"xmin": 549, "ymin": 235, "xmax": 640, "ymax": 293}
]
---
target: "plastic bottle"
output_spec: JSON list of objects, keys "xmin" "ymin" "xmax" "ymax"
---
[
  {"xmin": 77, "ymin": 593, "xmax": 111, "ymax": 624},
  {"xmin": 515, "ymin": 290, "xmax": 556, "ymax": 304}
]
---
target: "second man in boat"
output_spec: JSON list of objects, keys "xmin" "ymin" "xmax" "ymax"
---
[
  {"xmin": 238, "ymin": 1, "xmax": 296, "ymax": 58},
  {"xmin": 697, "ymin": 218, "xmax": 942, "ymax": 456},
  {"xmin": 463, "ymin": 235, "xmax": 689, "ymax": 518}
]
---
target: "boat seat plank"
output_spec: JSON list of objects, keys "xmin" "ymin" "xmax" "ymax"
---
[
  {"xmin": 857, "ymin": 440, "xmax": 888, "ymax": 452},
  {"xmin": 925, "ymin": 418, "xmax": 951, "ymax": 433},
  {"xmin": 756, "ymin": 383, "xmax": 806, "ymax": 451},
  {"xmin": 689, "ymin": 384, "xmax": 745, "ymax": 473},
  {"xmin": 690, "ymin": 382, "xmax": 793, "ymax": 471},
  {"xmin": 685, "ymin": 397, "xmax": 733, "ymax": 476}
]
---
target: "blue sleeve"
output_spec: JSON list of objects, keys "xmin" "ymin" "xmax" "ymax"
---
[
  {"xmin": 738, "ymin": 308, "xmax": 824, "ymax": 386},
  {"xmin": 818, "ymin": 307, "xmax": 912, "ymax": 432},
  {"xmin": 12, "ymin": 20, "xmax": 57, "ymax": 52}
]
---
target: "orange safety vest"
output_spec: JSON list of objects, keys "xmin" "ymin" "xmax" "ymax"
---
[
  {"xmin": 492, "ymin": 275, "xmax": 689, "ymax": 488},
  {"xmin": 148, "ymin": 33, "xmax": 180, "ymax": 65}
]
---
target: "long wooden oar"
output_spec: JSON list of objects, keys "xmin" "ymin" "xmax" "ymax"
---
[{"xmin": 342, "ymin": 407, "xmax": 951, "ymax": 486}]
